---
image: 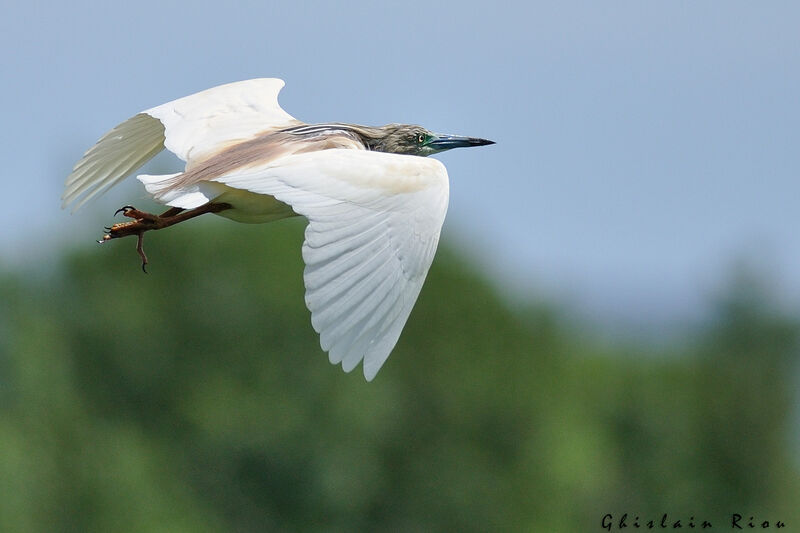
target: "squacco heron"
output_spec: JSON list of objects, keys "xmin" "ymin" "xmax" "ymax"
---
[{"xmin": 62, "ymin": 78, "xmax": 494, "ymax": 380}]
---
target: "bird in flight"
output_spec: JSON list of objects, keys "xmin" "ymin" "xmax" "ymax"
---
[{"xmin": 62, "ymin": 78, "xmax": 493, "ymax": 380}]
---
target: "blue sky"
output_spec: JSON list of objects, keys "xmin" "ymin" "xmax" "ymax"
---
[{"xmin": 2, "ymin": 2, "xmax": 799, "ymax": 326}]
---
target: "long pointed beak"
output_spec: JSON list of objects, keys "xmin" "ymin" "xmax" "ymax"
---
[{"xmin": 427, "ymin": 133, "xmax": 495, "ymax": 151}]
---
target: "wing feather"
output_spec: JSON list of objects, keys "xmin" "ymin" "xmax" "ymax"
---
[
  {"xmin": 213, "ymin": 149, "xmax": 449, "ymax": 380},
  {"xmin": 305, "ymin": 236, "xmax": 392, "ymax": 304},
  {"xmin": 312, "ymin": 243, "xmax": 396, "ymax": 338},
  {"xmin": 341, "ymin": 275, "xmax": 409, "ymax": 375},
  {"xmin": 325, "ymin": 264, "xmax": 403, "ymax": 353},
  {"xmin": 62, "ymin": 113, "xmax": 165, "ymax": 211}
]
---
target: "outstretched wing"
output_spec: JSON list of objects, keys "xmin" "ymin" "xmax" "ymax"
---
[
  {"xmin": 211, "ymin": 149, "xmax": 450, "ymax": 381},
  {"xmin": 62, "ymin": 78, "xmax": 299, "ymax": 211}
]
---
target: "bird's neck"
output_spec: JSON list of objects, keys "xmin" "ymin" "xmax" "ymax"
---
[{"xmin": 281, "ymin": 123, "xmax": 392, "ymax": 152}]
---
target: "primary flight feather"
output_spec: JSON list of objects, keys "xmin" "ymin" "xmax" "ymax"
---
[{"xmin": 63, "ymin": 78, "xmax": 493, "ymax": 381}]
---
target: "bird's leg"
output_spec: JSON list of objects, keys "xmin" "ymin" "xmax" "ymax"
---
[{"xmin": 99, "ymin": 202, "xmax": 231, "ymax": 272}]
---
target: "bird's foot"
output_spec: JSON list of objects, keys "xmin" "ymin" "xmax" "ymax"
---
[
  {"xmin": 99, "ymin": 206, "xmax": 170, "ymax": 273},
  {"xmin": 96, "ymin": 202, "xmax": 227, "ymax": 273}
]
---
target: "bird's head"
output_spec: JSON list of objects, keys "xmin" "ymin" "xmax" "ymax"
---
[{"xmin": 365, "ymin": 124, "xmax": 494, "ymax": 157}]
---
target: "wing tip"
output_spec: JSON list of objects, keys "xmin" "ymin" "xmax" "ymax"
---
[
  {"xmin": 61, "ymin": 113, "xmax": 166, "ymax": 211},
  {"xmin": 325, "ymin": 345, "xmax": 381, "ymax": 382},
  {"xmin": 363, "ymin": 365, "xmax": 379, "ymax": 382}
]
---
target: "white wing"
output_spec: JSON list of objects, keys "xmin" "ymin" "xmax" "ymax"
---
[
  {"xmin": 62, "ymin": 78, "xmax": 299, "ymax": 211},
  {"xmin": 145, "ymin": 78, "xmax": 297, "ymax": 162},
  {"xmin": 211, "ymin": 149, "xmax": 450, "ymax": 381}
]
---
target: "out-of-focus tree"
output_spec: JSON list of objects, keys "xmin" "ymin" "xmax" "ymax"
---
[{"xmin": 0, "ymin": 221, "xmax": 797, "ymax": 531}]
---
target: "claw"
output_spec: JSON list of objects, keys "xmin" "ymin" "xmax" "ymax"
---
[{"xmin": 114, "ymin": 205, "xmax": 136, "ymax": 217}]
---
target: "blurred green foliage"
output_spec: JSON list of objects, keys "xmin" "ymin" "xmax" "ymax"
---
[{"xmin": 1, "ymin": 220, "xmax": 798, "ymax": 531}]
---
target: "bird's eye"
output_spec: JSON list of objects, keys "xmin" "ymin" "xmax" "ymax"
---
[{"xmin": 417, "ymin": 133, "xmax": 426, "ymax": 144}]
